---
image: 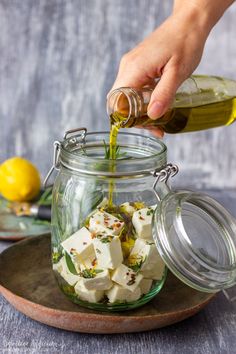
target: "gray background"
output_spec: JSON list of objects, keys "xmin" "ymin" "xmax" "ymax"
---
[{"xmin": 0, "ymin": 0, "xmax": 236, "ymax": 188}]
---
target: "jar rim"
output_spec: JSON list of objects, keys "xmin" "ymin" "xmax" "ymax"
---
[{"xmin": 59, "ymin": 131, "xmax": 167, "ymax": 177}]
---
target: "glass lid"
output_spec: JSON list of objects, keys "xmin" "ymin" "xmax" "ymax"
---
[{"xmin": 153, "ymin": 190, "xmax": 236, "ymax": 293}]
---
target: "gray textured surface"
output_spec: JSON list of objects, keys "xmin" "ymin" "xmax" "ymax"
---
[
  {"xmin": 0, "ymin": 0, "xmax": 236, "ymax": 188},
  {"xmin": 0, "ymin": 189, "xmax": 236, "ymax": 353}
]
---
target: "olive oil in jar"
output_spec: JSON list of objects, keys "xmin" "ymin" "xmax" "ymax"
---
[
  {"xmin": 108, "ymin": 123, "xmax": 120, "ymax": 206},
  {"xmin": 107, "ymin": 75, "xmax": 236, "ymax": 133}
]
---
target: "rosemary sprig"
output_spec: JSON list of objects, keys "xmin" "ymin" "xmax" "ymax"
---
[
  {"xmin": 38, "ymin": 187, "xmax": 53, "ymax": 206},
  {"xmin": 65, "ymin": 252, "xmax": 78, "ymax": 275},
  {"xmin": 103, "ymin": 140, "xmax": 127, "ymax": 160}
]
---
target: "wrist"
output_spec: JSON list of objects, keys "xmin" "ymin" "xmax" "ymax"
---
[{"xmin": 173, "ymin": 0, "xmax": 234, "ymax": 35}]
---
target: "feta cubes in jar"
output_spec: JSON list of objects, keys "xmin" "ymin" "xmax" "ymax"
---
[{"xmin": 51, "ymin": 130, "xmax": 169, "ymax": 311}]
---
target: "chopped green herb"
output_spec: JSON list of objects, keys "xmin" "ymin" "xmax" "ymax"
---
[
  {"xmin": 80, "ymin": 268, "xmax": 103, "ymax": 278},
  {"xmin": 98, "ymin": 235, "xmax": 113, "ymax": 243},
  {"xmin": 128, "ymin": 255, "xmax": 147, "ymax": 272},
  {"xmin": 52, "ymin": 252, "xmax": 61, "ymax": 264},
  {"xmin": 128, "ymin": 261, "xmax": 142, "ymax": 273},
  {"xmin": 146, "ymin": 209, "xmax": 154, "ymax": 216}
]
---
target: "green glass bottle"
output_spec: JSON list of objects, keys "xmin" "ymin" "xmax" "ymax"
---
[{"xmin": 107, "ymin": 75, "xmax": 236, "ymax": 133}]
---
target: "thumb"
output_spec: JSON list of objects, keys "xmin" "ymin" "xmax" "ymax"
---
[{"xmin": 147, "ymin": 69, "xmax": 181, "ymax": 119}]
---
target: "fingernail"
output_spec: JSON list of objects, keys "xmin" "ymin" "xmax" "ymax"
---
[{"xmin": 147, "ymin": 101, "xmax": 164, "ymax": 119}]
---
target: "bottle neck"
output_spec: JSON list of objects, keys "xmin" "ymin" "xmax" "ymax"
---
[{"xmin": 107, "ymin": 87, "xmax": 152, "ymax": 127}]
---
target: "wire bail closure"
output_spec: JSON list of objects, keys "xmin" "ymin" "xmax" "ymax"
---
[
  {"xmin": 152, "ymin": 163, "xmax": 179, "ymax": 201},
  {"xmin": 43, "ymin": 127, "xmax": 87, "ymax": 188}
]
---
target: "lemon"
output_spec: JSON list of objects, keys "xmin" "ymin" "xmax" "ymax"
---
[{"xmin": 0, "ymin": 157, "xmax": 41, "ymax": 202}]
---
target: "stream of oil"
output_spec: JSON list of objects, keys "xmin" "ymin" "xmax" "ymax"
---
[{"xmin": 108, "ymin": 122, "xmax": 120, "ymax": 207}]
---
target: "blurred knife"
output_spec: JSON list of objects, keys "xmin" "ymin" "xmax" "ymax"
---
[{"xmin": 9, "ymin": 202, "xmax": 51, "ymax": 221}]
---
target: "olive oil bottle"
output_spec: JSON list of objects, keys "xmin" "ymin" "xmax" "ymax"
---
[{"xmin": 107, "ymin": 75, "xmax": 236, "ymax": 133}]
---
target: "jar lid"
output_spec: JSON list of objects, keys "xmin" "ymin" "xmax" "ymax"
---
[{"xmin": 153, "ymin": 190, "xmax": 236, "ymax": 292}]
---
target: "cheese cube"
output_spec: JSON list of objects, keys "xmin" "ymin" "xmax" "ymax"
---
[
  {"xmin": 111, "ymin": 264, "xmax": 143, "ymax": 292},
  {"xmin": 78, "ymin": 254, "xmax": 97, "ymax": 272},
  {"xmin": 61, "ymin": 227, "xmax": 95, "ymax": 264},
  {"xmin": 93, "ymin": 235, "xmax": 123, "ymax": 269},
  {"xmin": 80, "ymin": 269, "xmax": 113, "ymax": 291},
  {"xmin": 120, "ymin": 202, "xmax": 136, "ymax": 215},
  {"xmin": 52, "ymin": 259, "xmax": 64, "ymax": 273},
  {"xmin": 141, "ymin": 260, "xmax": 165, "ymax": 280},
  {"xmin": 140, "ymin": 278, "xmax": 153, "ymax": 294},
  {"xmin": 60, "ymin": 271, "xmax": 81, "ymax": 286},
  {"xmin": 132, "ymin": 208, "xmax": 154, "ymax": 240},
  {"xmin": 75, "ymin": 280, "xmax": 104, "ymax": 303},
  {"xmin": 97, "ymin": 197, "xmax": 108, "ymax": 209},
  {"xmin": 89, "ymin": 210, "xmax": 124, "ymax": 236},
  {"xmin": 106, "ymin": 284, "xmax": 141, "ymax": 303},
  {"xmin": 129, "ymin": 239, "xmax": 162, "ymax": 271},
  {"xmin": 53, "ymin": 256, "xmax": 81, "ymax": 286}
]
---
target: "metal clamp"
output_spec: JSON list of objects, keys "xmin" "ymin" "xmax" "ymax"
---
[
  {"xmin": 152, "ymin": 163, "xmax": 179, "ymax": 201},
  {"xmin": 43, "ymin": 141, "xmax": 61, "ymax": 188},
  {"xmin": 63, "ymin": 127, "xmax": 87, "ymax": 142},
  {"xmin": 43, "ymin": 128, "xmax": 88, "ymax": 188},
  {"xmin": 152, "ymin": 163, "xmax": 179, "ymax": 187}
]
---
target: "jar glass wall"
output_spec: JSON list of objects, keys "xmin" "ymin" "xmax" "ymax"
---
[{"xmin": 51, "ymin": 131, "xmax": 169, "ymax": 311}]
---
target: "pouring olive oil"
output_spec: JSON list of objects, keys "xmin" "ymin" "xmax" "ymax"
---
[
  {"xmin": 107, "ymin": 75, "xmax": 236, "ymax": 133},
  {"xmin": 107, "ymin": 75, "xmax": 236, "ymax": 204}
]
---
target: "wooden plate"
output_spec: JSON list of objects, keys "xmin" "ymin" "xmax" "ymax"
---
[{"xmin": 0, "ymin": 234, "xmax": 215, "ymax": 333}]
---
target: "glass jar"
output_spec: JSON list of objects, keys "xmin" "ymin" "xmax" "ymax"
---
[
  {"xmin": 107, "ymin": 75, "xmax": 236, "ymax": 133},
  {"xmin": 46, "ymin": 128, "xmax": 236, "ymax": 312}
]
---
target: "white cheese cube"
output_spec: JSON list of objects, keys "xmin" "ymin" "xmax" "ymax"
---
[
  {"xmin": 52, "ymin": 259, "xmax": 64, "ymax": 273},
  {"xmin": 97, "ymin": 197, "xmax": 108, "ymax": 209},
  {"xmin": 93, "ymin": 235, "xmax": 123, "ymax": 269},
  {"xmin": 60, "ymin": 271, "xmax": 81, "ymax": 286},
  {"xmin": 52, "ymin": 255, "xmax": 70, "ymax": 274},
  {"xmin": 132, "ymin": 208, "xmax": 154, "ymax": 240},
  {"xmin": 74, "ymin": 280, "xmax": 104, "ymax": 303},
  {"xmin": 120, "ymin": 202, "xmax": 136, "ymax": 215},
  {"xmin": 89, "ymin": 210, "xmax": 124, "ymax": 236},
  {"xmin": 129, "ymin": 239, "xmax": 162, "ymax": 271},
  {"xmin": 141, "ymin": 245, "xmax": 162, "ymax": 271},
  {"xmin": 140, "ymin": 278, "xmax": 153, "ymax": 294},
  {"xmin": 111, "ymin": 264, "xmax": 143, "ymax": 292},
  {"xmin": 80, "ymin": 269, "xmax": 113, "ymax": 291},
  {"xmin": 78, "ymin": 255, "xmax": 97, "ymax": 272},
  {"xmin": 53, "ymin": 256, "xmax": 81, "ymax": 286},
  {"xmin": 61, "ymin": 227, "xmax": 95, "ymax": 264},
  {"xmin": 106, "ymin": 284, "xmax": 141, "ymax": 303},
  {"xmin": 141, "ymin": 260, "xmax": 165, "ymax": 280}
]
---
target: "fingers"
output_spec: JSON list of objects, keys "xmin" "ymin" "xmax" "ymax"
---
[
  {"xmin": 110, "ymin": 51, "xmax": 183, "ymax": 122},
  {"xmin": 109, "ymin": 52, "xmax": 156, "ymax": 94},
  {"xmin": 136, "ymin": 125, "xmax": 165, "ymax": 138},
  {"xmin": 145, "ymin": 127, "xmax": 165, "ymax": 138},
  {"xmin": 147, "ymin": 68, "xmax": 181, "ymax": 119}
]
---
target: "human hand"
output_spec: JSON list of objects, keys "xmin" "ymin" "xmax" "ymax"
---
[{"xmin": 109, "ymin": 1, "xmax": 228, "ymax": 137}]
